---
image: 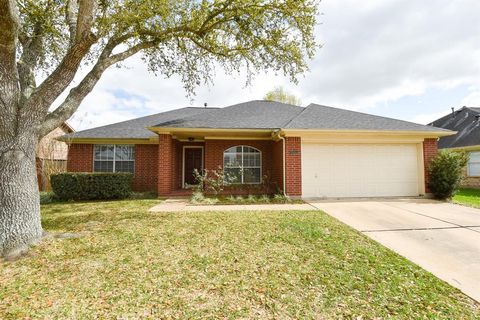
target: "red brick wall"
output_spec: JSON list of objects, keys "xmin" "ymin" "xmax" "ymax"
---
[
  {"xmin": 423, "ymin": 138, "xmax": 438, "ymax": 193},
  {"xmin": 158, "ymin": 134, "xmax": 173, "ymax": 196},
  {"xmin": 271, "ymin": 140, "xmax": 284, "ymax": 192},
  {"xmin": 68, "ymin": 143, "xmax": 159, "ymax": 192},
  {"xmin": 284, "ymin": 137, "xmax": 302, "ymax": 197},
  {"xmin": 133, "ymin": 144, "xmax": 158, "ymax": 192},
  {"xmin": 67, "ymin": 144, "xmax": 93, "ymax": 172}
]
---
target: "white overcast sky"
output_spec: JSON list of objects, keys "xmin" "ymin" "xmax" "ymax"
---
[{"xmin": 66, "ymin": 0, "xmax": 480, "ymax": 130}]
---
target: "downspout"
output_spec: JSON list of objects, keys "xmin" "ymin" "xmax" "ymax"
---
[{"xmin": 273, "ymin": 130, "xmax": 287, "ymax": 196}]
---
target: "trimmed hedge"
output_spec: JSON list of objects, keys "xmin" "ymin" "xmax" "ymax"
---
[{"xmin": 51, "ymin": 172, "xmax": 133, "ymax": 201}]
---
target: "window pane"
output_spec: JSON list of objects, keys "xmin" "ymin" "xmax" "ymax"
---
[
  {"xmin": 243, "ymin": 153, "xmax": 260, "ymax": 167},
  {"xmin": 224, "ymin": 168, "xmax": 242, "ymax": 184},
  {"xmin": 243, "ymin": 168, "xmax": 261, "ymax": 183},
  {"xmin": 469, "ymin": 163, "xmax": 480, "ymax": 177},
  {"xmin": 94, "ymin": 145, "xmax": 114, "ymax": 160},
  {"xmin": 115, "ymin": 145, "xmax": 134, "ymax": 160},
  {"xmin": 243, "ymin": 146, "xmax": 259, "ymax": 153},
  {"xmin": 115, "ymin": 161, "xmax": 134, "ymax": 173},
  {"xmin": 94, "ymin": 160, "xmax": 113, "ymax": 172},
  {"xmin": 224, "ymin": 153, "xmax": 242, "ymax": 167},
  {"xmin": 470, "ymin": 152, "xmax": 480, "ymax": 163}
]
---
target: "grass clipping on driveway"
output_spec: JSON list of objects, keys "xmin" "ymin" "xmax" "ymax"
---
[{"xmin": 1, "ymin": 200, "xmax": 478, "ymax": 319}]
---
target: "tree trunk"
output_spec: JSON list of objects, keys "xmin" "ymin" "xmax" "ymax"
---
[{"xmin": 0, "ymin": 132, "xmax": 43, "ymax": 258}]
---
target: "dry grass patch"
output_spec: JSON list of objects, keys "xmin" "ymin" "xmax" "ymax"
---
[{"xmin": 0, "ymin": 199, "xmax": 478, "ymax": 319}]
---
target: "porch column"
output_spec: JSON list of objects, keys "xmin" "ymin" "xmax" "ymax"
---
[
  {"xmin": 285, "ymin": 137, "xmax": 302, "ymax": 197},
  {"xmin": 158, "ymin": 134, "xmax": 173, "ymax": 196}
]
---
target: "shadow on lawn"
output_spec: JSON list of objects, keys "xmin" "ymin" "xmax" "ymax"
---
[{"xmin": 40, "ymin": 199, "xmax": 159, "ymax": 231}]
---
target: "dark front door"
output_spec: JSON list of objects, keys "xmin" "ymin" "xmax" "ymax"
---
[{"xmin": 184, "ymin": 148, "xmax": 203, "ymax": 186}]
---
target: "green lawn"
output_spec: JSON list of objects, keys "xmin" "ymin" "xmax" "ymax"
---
[
  {"xmin": 453, "ymin": 188, "xmax": 480, "ymax": 208},
  {"xmin": 1, "ymin": 200, "xmax": 478, "ymax": 319}
]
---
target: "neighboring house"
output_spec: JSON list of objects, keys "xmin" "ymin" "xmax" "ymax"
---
[
  {"xmin": 429, "ymin": 106, "xmax": 480, "ymax": 188},
  {"xmin": 37, "ymin": 122, "xmax": 75, "ymax": 191},
  {"xmin": 61, "ymin": 100, "xmax": 452, "ymax": 198}
]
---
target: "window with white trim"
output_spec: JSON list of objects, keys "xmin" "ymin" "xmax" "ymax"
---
[
  {"xmin": 468, "ymin": 151, "xmax": 480, "ymax": 177},
  {"xmin": 223, "ymin": 146, "xmax": 261, "ymax": 184},
  {"xmin": 93, "ymin": 145, "xmax": 135, "ymax": 173}
]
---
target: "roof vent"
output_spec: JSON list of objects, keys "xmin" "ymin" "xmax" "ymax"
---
[
  {"xmin": 451, "ymin": 107, "xmax": 455, "ymax": 118},
  {"xmin": 204, "ymin": 102, "xmax": 208, "ymax": 108}
]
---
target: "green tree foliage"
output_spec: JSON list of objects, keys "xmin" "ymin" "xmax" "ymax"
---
[
  {"xmin": 428, "ymin": 150, "xmax": 469, "ymax": 199},
  {"xmin": 264, "ymin": 86, "xmax": 302, "ymax": 105}
]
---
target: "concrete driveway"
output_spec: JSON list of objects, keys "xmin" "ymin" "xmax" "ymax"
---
[{"xmin": 308, "ymin": 198, "xmax": 480, "ymax": 302}]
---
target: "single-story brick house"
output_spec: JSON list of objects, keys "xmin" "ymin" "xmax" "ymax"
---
[
  {"xmin": 430, "ymin": 106, "xmax": 480, "ymax": 188},
  {"xmin": 61, "ymin": 100, "xmax": 453, "ymax": 198}
]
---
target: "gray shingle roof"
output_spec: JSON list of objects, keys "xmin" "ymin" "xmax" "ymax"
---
[
  {"xmin": 64, "ymin": 107, "xmax": 216, "ymax": 139},
  {"xmin": 154, "ymin": 100, "xmax": 304, "ymax": 129},
  {"xmin": 284, "ymin": 104, "xmax": 450, "ymax": 132},
  {"xmin": 430, "ymin": 107, "xmax": 480, "ymax": 149},
  {"xmin": 66, "ymin": 100, "xmax": 451, "ymax": 140}
]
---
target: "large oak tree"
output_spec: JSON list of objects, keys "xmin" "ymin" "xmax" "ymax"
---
[{"xmin": 0, "ymin": 0, "xmax": 317, "ymax": 258}]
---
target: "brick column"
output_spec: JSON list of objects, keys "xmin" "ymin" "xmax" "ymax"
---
[
  {"xmin": 158, "ymin": 134, "xmax": 173, "ymax": 196},
  {"xmin": 423, "ymin": 138, "xmax": 438, "ymax": 193},
  {"xmin": 285, "ymin": 137, "xmax": 302, "ymax": 197}
]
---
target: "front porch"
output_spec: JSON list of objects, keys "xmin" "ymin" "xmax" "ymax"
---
[{"xmin": 156, "ymin": 134, "xmax": 286, "ymax": 197}]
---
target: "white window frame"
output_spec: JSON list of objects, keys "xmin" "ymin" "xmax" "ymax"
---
[
  {"xmin": 223, "ymin": 145, "xmax": 262, "ymax": 184},
  {"xmin": 468, "ymin": 151, "xmax": 480, "ymax": 177},
  {"xmin": 93, "ymin": 144, "xmax": 135, "ymax": 173}
]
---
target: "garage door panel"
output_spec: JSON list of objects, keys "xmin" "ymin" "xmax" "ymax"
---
[{"xmin": 301, "ymin": 143, "xmax": 420, "ymax": 198}]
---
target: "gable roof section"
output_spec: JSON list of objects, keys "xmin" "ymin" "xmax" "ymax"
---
[
  {"xmin": 154, "ymin": 100, "xmax": 304, "ymax": 129},
  {"xmin": 65, "ymin": 100, "xmax": 452, "ymax": 140},
  {"xmin": 63, "ymin": 107, "xmax": 216, "ymax": 139},
  {"xmin": 285, "ymin": 104, "xmax": 451, "ymax": 132},
  {"xmin": 429, "ymin": 107, "xmax": 480, "ymax": 149}
]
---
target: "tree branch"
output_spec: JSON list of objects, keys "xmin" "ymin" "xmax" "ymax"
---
[
  {"xmin": 0, "ymin": 0, "xmax": 20, "ymax": 105},
  {"xmin": 26, "ymin": 32, "xmax": 97, "ymax": 117},
  {"xmin": 17, "ymin": 20, "xmax": 44, "ymax": 98},
  {"xmin": 75, "ymin": 0, "xmax": 96, "ymax": 43},
  {"xmin": 39, "ymin": 39, "xmax": 155, "ymax": 137},
  {"xmin": 66, "ymin": 0, "xmax": 78, "ymax": 47}
]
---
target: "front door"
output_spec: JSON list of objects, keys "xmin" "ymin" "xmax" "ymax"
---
[{"xmin": 184, "ymin": 147, "xmax": 203, "ymax": 187}]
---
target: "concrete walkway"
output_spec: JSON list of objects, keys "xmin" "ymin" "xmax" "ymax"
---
[
  {"xmin": 149, "ymin": 199, "xmax": 316, "ymax": 212},
  {"xmin": 309, "ymin": 198, "xmax": 480, "ymax": 302}
]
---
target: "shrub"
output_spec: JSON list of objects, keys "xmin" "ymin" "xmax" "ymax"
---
[
  {"xmin": 191, "ymin": 191, "xmax": 205, "ymax": 204},
  {"xmin": 192, "ymin": 166, "xmax": 235, "ymax": 195},
  {"xmin": 273, "ymin": 193, "xmax": 292, "ymax": 203},
  {"xmin": 51, "ymin": 173, "xmax": 133, "ymax": 201},
  {"xmin": 428, "ymin": 150, "xmax": 469, "ymax": 199},
  {"xmin": 259, "ymin": 195, "xmax": 271, "ymax": 203}
]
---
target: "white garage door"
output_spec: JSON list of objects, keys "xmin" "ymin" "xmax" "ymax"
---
[{"xmin": 301, "ymin": 143, "xmax": 420, "ymax": 198}]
